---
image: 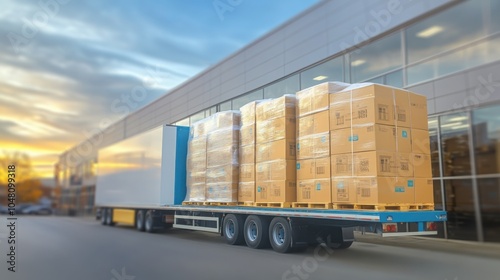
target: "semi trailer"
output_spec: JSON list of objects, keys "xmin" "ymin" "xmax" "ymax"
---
[{"xmin": 95, "ymin": 124, "xmax": 447, "ymax": 253}]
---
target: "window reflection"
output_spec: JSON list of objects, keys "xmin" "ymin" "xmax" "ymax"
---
[
  {"xmin": 444, "ymin": 179, "xmax": 478, "ymax": 241},
  {"xmin": 472, "ymin": 106, "xmax": 500, "ymax": 175},
  {"xmin": 428, "ymin": 117, "xmax": 440, "ymax": 177},
  {"xmin": 232, "ymin": 89, "xmax": 263, "ymax": 109},
  {"xmin": 350, "ymin": 32, "xmax": 402, "ymax": 82},
  {"xmin": 440, "ymin": 113, "xmax": 471, "ymax": 176},
  {"xmin": 300, "ymin": 57, "xmax": 343, "ymax": 89},
  {"xmin": 264, "ymin": 75, "xmax": 300, "ymax": 98},
  {"xmin": 477, "ymin": 178, "xmax": 500, "ymax": 242}
]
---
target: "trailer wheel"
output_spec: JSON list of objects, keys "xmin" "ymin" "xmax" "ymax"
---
[
  {"xmin": 269, "ymin": 217, "xmax": 293, "ymax": 253},
  {"xmin": 244, "ymin": 215, "xmax": 270, "ymax": 249},
  {"xmin": 223, "ymin": 214, "xmax": 244, "ymax": 245},
  {"xmin": 145, "ymin": 210, "xmax": 156, "ymax": 233},
  {"xmin": 101, "ymin": 208, "xmax": 107, "ymax": 225},
  {"xmin": 105, "ymin": 208, "xmax": 115, "ymax": 226},
  {"xmin": 136, "ymin": 210, "xmax": 145, "ymax": 232}
]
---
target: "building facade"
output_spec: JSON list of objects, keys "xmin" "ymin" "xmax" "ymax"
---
[{"xmin": 55, "ymin": 0, "xmax": 500, "ymax": 242}]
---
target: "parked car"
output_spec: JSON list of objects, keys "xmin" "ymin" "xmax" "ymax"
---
[
  {"xmin": 21, "ymin": 205, "xmax": 53, "ymax": 215},
  {"xmin": 15, "ymin": 203, "xmax": 35, "ymax": 214},
  {"xmin": 0, "ymin": 205, "xmax": 8, "ymax": 215}
]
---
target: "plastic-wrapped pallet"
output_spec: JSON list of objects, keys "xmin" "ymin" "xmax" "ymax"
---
[
  {"xmin": 295, "ymin": 82, "xmax": 349, "ymax": 205},
  {"xmin": 185, "ymin": 119, "xmax": 209, "ymax": 202}
]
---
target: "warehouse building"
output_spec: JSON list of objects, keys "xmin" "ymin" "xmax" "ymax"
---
[{"xmin": 55, "ymin": 0, "xmax": 500, "ymax": 242}]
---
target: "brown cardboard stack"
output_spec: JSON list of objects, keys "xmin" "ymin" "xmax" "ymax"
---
[
  {"xmin": 255, "ymin": 95, "xmax": 297, "ymax": 204},
  {"xmin": 295, "ymin": 82, "xmax": 349, "ymax": 203},
  {"xmin": 238, "ymin": 101, "xmax": 260, "ymax": 203},
  {"xmin": 186, "ymin": 111, "xmax": 241, "ymax": 203},
  {"xmin": 329, "ymin": 83, "xmax": 433, "ymax": 206}
]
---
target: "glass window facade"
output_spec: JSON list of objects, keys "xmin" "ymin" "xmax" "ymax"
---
[
  {"xmin": 219, "ymin": 100, "xmax": 232, "ymax": 111},
  {"xmin": 472, "ymin": 106, "xmax": 500, "ymax": 175},
  {"xmin": 232, "ymin": 89, "xmax": 263, "ymax": 109},
  {"xmin": 428, "ymin": 117, "xmax": 440, "ymax": 177},
  {"xmin": 264, "ymin": 75, "xmax": 300, "ymax": 98},
  {"xmin": 300, "ymin": 57, "xmax": 343, "ymax": 89},
  {"xmin": 477, "ymin": 178, "xmax": 500, "ymax": 242},
  {"xmin": 190, "ymin": 110, "xmax": 205, "ymax": 124},
  {"xmin": 443, "ymin": 179, "xmax": 478, "ymax": 241},
  {"xmin": 440, "ymin": 113, "xmax": 471, "ymax": 177}
]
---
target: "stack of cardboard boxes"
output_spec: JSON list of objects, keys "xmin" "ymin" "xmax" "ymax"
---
[
  {"xmin": 186, "ymin": 111, "xmax": 241, "ymax": 203},
  {"xmin": 238, "ymin": 101, "xmax": 260, "ymax": 203},
  {"xmin": 255, "ymin": 95, "xmax": 297, "ymax": 205},
  {"xmin": 329, "ymin": 83, "xmax": 433, "ymax": 206},
  {"xmin": 295, "ymin": 82, "xmax": 349, "ymax": 205}
]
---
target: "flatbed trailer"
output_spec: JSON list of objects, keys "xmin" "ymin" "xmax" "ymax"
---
[{"xmin": 98, "ymin": 204, "xmax": 447, "ymax": 253}]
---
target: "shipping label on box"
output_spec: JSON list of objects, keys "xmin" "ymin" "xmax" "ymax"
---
[
  {"xmin": 239, "ymin": 163, "xmax": 255, "ymax": 182},
  {"xmin": 331, "ymin": 177, "xmax": 356, "ymax": 203},
  {"xmin": 397, "ymin": 153, "xmax": 414, "ymax": 177},
  {"xmin": 409, "ymin": 93, "xmax": 428, "ymax": 130},
  {"xmin": 240, "ymin": 124, "xmax": 256, "ymax": 146},
  {"xmin": 256, "ymin": 95, "xmax": 296, "ymax": 122},
  {"xmin": 297, "ymin": 157, "xmax": 331, "ymax": 180},
  {"xmin": 412, "ymin": 129, "xmax": 431, "ymax": 155},
  {"xmin": 256, "ymin": 117, "xmax": 296, "ymax": 143},
  {"xmin": 414, "ymin": 178, "xmax": 434, "ymax": 204},
  {"xmin": 256, "ymin": 139, "xmax": 296, "ymax": 162},
  {"xmin": 331, "ymin": 154, "xmax": 354, "ymax": 177},
  {"xmin": 238, "ymin": 182, "xmax": 255, "ymax": 202},
  {"xmin": 354, "ymin": 151, "xmax": 397, "ymax": 177},
  {"xmin": 412, "ymin": 153, "xmax": 432, "ymax": 178},
  {"xmin": 297, "ymin": 132, "xmax": 330, "ymax": 159},
  {"xmin": 297, "ymin": 179, "xmax": 331, "ymax": 203},
  {"xmin": 396, "ymin": 127, "xmax": 412, "ymax": 153}
]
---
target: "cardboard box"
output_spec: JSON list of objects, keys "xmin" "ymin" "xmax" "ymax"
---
[
  {"xmin": 394, "ymin": 89, "xmax": 411, "ymax": 128},
  {"xmin": 240, "ymin": 124, "xmax": 256, "ymax": 146},
  {"xmin": 397, "ymin": 153, "xmax": 414, "ymax": 177},
  {"xmin": 207, "ymin": 146, "xmax": 238, "ymax": 167},
  {"xmin": 412, "ymin": 129, "xmax": 431, "ymax": 155},
  {"xmin": 414, "ymin": 178, "xmax": 434, "ymax": 204},
  {"xmin": 239, "ymin": 145, "xmax": 255, "ymax": 164},
  {"xmin": 330, "ymin": 125, "xmax": 396, "ymax": 154},
  {"xmin": 256, "ymin": 95, "xmax": 296, "ymax": 122},
  {"xmin": 213, "ymin": 111, "xmax": 241, "ymax": 130},
  {"xmin": 187, "ymin": 152, "xmax": 206, "ymax": 171},
  {"xmin": 187, "ymin": 171, "xmax": 206, "ymax": 185},
  {"xmin": 206, "ymin": 182, "xmax": 238, "ymax": 202},
  {"xmin": 297, "ymin": 157, "xmax": 331, "ymax": 180},
  {"xmin": 355, "ymin": 177, "xmax": 415, "ymax": 204},
  {"xmin": 330, "ymin": 83, "xmax": 394, "ymax": 104},
  {"xmin": 256, "ymin": 139, "xmax": 296, "ymax": 162},
  {"xmin": 412, "ymin": 153, "xmax": 432, "ymax": 178},
  {"xmin": 354, "ymin": 151, "xmax": 397, "ymax": 177},
  {"xmin": 206, "ymin": 164, "xmax": 239, "ymax": 184},
  {"xmin": 188, "ymin": 137, "xmax": 207, "ymax": 154},
  {"xmin": 256, "ymin": 180, "xmax": 296, "ymax": 203},
  {"xmin": 240, "ymin": 100, "xmax": 260, "ymax": 127},
  {"xmin": 332, "ymin": 177, "xmax": 356, "ymax": 203},
  {"xmin": 297, "ymin": 110, "xmax": 330, "ymax": 138},
  {"xmin": 239, "ymin": 163, "xmax": 255, "ymax": 182},
  {"xmin": 296, "ymin": 82, "xmax": 349, "ymax": 117},
  {"xmin": 207, "ymin": 128, "xmax": 239, "ymax": 150},
  {"xmin": 297, "ymin": 179, "xmax": 331, "ymax": 203},
  {"xmin": 190, "ymin": 121, "xmax": 207, "ymax": 139},
  {"xmin": 238, "ymin": 182, "xmax": 255, "ymax": 202},
  {"xmin": 256, "ymin": 117, "xmax": 296, "ymax": 143},
  {"xmin": 256, "ymin": 160, "xmax": 296, "ymax": 181},
  {"xmin": 297, "ymin": 132, "xmax": 330, "ymax": 159},
  {"xmin": 331, "ymin": 154, "xmax": 354, "ymax": 177},
  {"xmin": 186, "ymin": 183, "xmax": 206, "ymax": 202},
  {"xmin": 396, "ymin": 127, "xmax": 412, "ymax": 153},
  {"xmin": 409, "ymin": 92, "xmax": 428, "ymax": 130}
]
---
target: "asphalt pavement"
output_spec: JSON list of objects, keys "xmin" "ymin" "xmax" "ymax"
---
[{"xmin": 0, "ymin": 216, "xmax": 499, "ymax": 280}]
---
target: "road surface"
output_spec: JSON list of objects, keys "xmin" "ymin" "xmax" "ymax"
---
[{"xmin": 0, "ymin": 216, "xmax": 498, "ymax": 280}]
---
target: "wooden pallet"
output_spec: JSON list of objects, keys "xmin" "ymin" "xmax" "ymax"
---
[
  {"xmin": 182, "ymin": 201, "xmax": 205, "ymax": 206},
  {"xmin": 292, "ymin": 202, "xmax": 333, "ymax": 209},
  {"xmin": 254, "ymin": 202, "xmax": 292, "ymax": 208},
  {"xmin": 237, "ymin": 202, "xmax": 255, "ymax": 207},
  {"xmin": 332, "ymin": 203, "xmax": 434, "ymax": 211},
  {"xmin": 203, "ymin": 202, "xmax": 239, "ymax": 206}
]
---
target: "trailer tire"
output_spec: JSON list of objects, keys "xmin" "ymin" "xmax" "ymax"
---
[
  {"xmin": 269, "ymin": 217, "xmax": 293, "ymax": 253},
  {"xmin": 145, "ymin": 210, "xmax": 156, "ymax": 233},
  {"xmin": 106, "ymin": 208, "xmax": 115, "ymax": 226},
  {"xmin": 244, "ymin": 215, "xmax": 270, "ymax": 249},
  {"xmin": 101, "ymin": 208, "xmax": 107, "ymax": 225},
  {"xmin": 136, "ymin": 210, "xmax": 145, "ymax": 232},
  {"xmin": 223, "ymin": 214, "xmax": 244, "ymax": 245}
]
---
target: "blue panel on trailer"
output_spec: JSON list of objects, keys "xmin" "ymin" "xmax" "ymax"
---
[
  {"xmin": 378, "ymin": 211, "xmax": 447, "ymax": 223},
  {"xmin": 418, "ymin": 222, "xmax": 424, "ymax": 232},
  {"xmin": 174, "ymin": 126, "xmax": 189, "ymax": 205}
]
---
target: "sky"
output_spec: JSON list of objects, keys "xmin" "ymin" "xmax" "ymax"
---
[{"xmin": 0, "ymin": 0, "xmax": 319, "ymax": 180}]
